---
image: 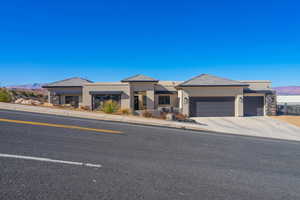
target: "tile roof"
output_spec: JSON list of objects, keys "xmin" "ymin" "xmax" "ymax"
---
[
  {"xmin": 43, "ymin": 77, "xmax": 93, "ymax": 88},
  {"xmin": 178, "ymin": 74, "xmax": 249, "ymax": 87},
  {"xmin": 121, "ymin": 74, "xmax": 159, "ymax": 82}
]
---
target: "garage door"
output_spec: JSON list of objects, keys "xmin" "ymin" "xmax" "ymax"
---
[
  {"xmin": 244, "ymin": 96, "xmax": 264, "ymax": 116},
  {"xmin": 190, "ymin": 97, "xmax": 235, "ymax": 117}
]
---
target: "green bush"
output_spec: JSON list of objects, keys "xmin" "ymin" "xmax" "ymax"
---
[
  {"xmin": 0, "ymin": 89, "xmax": 12, "ymax": 102},
  {"xmin": 101, "ymin": 100, "xmax": 119, "ymax": 114}
]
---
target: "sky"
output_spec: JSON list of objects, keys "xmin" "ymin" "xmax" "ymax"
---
[{"xmin": 0, "ymin": 0, "xmax": 300, "ymax": 87}]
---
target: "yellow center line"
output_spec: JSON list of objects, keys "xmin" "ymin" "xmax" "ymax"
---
[{"xmin": 0, "ymin": 118, "xmax": 123, "ymax": 134}]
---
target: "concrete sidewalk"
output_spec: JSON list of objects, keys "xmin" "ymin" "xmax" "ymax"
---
[{"xmin": 0, "ymin": 103, "xmax": 207, "ymax": 132}]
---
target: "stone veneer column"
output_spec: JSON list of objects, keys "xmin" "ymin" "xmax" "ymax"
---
[{"xmin": 265, "ymin": 93, "xmax": 277, "ymax": 116}]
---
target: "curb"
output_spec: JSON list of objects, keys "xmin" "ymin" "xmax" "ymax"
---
[{"xmin": 0, "ymin": 103, "xmax": 209, "ymax": 132}]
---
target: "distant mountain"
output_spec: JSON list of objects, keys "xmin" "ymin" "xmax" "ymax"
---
[
  {"xmin": 273, "ymin": 86, "xmax": 300, "ymax": 95},
  {"xmin": 6, "ymin": 83, "xmax": 46, "ymax": 90}
]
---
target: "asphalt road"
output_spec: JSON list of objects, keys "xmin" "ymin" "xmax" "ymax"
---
[{"xmin": 0, "ymin": 109, "xmax": 300, "ymax": 200}]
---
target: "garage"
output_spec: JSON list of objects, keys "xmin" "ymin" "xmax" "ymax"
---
[
  {"xmin": 189, "ymin": 97, "xmax": 235, "ymax": 117},
  {"xmin": 244, "ymin": 96, "xmax": 264, "ymax": 116}
]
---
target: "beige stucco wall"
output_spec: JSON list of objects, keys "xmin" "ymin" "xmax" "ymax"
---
[
  {"xmin": 178, "ymin": 86, "xmax": 244, "ymax": 117},
  {"xmin": 240, "ymin": 81, "xmax": 271, "ymax": 90},
  {"xmin": 82, "ymin": 83, "xmax": 131, "ymax": 109}
]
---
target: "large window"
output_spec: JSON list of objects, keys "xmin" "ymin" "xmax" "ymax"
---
[
  {"xmin": 159, "ymin": 96, "xmax": 170, "ymax": 105},
  {"xmin": 65, "ymin": 96, "xmax": 79, "ymax": 107},
  {"xmin": 65, "ymin": 96, "xmax": 78, "ymax": 104},
  {"xmin": 93, "ymin": 94, "xmax": 121, "ymax": 110}
]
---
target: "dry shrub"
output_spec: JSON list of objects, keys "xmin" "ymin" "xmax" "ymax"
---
[
  {"xmin": 159, "ymin": 112, "xmax": 167, "ymax": 120},
  {"xmin": 142, "ymin": 110, "xmax": 153, "ymax": 118},
  {"xmin": 175, "ymin": 113, "xmax": 187, "ymax": 120},
  {"xmin": 120, "ymin": 108, "xmax": 131, "ymax": 115},
  {"xmin": 80, "ymin": 105, "xmax": 91, "ymax": 111}
]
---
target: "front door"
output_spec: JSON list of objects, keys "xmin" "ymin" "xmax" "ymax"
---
[{"xmin": 134, "ymin": 96, "xmax": 139, "ymax": 110}]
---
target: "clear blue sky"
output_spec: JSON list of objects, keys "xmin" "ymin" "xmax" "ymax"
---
[{"xmin": 1, "ymin": 0, "xmax": 300, "ymax": 86}]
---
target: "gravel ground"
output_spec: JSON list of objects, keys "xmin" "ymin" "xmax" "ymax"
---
[{"xmin": 272, "ymin": 116, "xmax": 300, "ymax": 128}]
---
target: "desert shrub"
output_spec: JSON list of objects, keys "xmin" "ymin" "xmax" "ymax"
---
[
  {"xmin": 142, "ymin": 110, "xmax": 153, "ymax": 118},
  {"xmin": 120, "ymin": 108, "xmax": 131, "ymax": 115},
  {"xmin": 80, "ymin": 105, "xmax": 91, "ymax": 111},
  {"xmin": 20, "ymin": 91, "xmax": 29, "ymax": 97},
  {"xmin": 159, "ymin": 112, "xmax": 167, "ymax": 120},
  {"xmin": 0, "ymin": 89, "xmax": 12, "ymax": 102},
  {"xmin": 101, "ymin": 100, "xmax": 120, "ymax": 114},
  {"xmin": 175, "ymin": 113, "xmax": 188, "ymax": 121}
]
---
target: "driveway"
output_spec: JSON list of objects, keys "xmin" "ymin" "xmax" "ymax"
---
[{"xmin": 191, "ymin": 116, "xmax": 300, "ymax": 141}]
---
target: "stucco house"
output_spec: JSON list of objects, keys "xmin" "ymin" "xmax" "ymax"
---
[{"xmin": 43, "ymin": 74, "xmax": 276, "ymax": 117}]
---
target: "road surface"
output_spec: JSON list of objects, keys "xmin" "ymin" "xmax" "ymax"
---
[{"xmin": 0, "ymin": 109, "xmax": 300, "ymax": 200}]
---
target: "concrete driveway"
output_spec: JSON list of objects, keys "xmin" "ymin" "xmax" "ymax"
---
[{"xmin": 191, "ymin": 116, "xmax": 300, "ymax": 141}]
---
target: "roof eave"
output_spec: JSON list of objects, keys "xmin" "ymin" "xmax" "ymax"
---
[
  {"xmin": 177, "ymin": 84, "xmax": 249, "ymax": 87},
  {"xmin": 121, "ymin": 80, "xmax": 159, "ymax": 83},
  {"xmin": 42, "ymin": 86, "xmax": 83, "ymax": 88}
]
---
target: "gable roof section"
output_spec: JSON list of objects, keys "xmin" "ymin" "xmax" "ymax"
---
[
  {"xmin": 178, "ymin": 74, "xmax": 249, "ymax": 87},
  {"xmin": 43, "ymin": 77, "xmax": 93, "ymax": 88},
  {"xmin": 121, "ymin": 74, "xmax": 159, "ymax": 82}
]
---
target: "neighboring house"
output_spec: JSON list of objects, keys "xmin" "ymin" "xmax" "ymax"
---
[
  {"xmin": 42, "ymin": 77, "xmax": 93, "ymax": 108},
  {"xmin": 43, "ymin": 74, "xmax": 276, "ymax": 117},
  {"xmin": 277, "ymin": 95, "xmax": 300, "ymax": 106}
]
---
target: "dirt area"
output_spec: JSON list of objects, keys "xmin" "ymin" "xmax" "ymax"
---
[{"xmin": 272, "ymin": 116, "xmax": 300, "ymax": 128}]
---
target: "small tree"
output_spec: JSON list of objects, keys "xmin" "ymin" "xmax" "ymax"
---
[
  {"xmin": 0, "ymin": 88, "xmax": 12, "ymax": 102},
  {"xmin": 101, "ymin": 100, "xmax": 119, "ymax": 114}
]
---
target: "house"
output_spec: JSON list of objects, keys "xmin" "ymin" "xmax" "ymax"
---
[{"xmin": 43, "ymin": 74, "xmax": 276, "ymax": 117}]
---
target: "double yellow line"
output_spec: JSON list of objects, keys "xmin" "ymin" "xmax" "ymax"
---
[{"xmin": 0, "ymin": 118, "xmax": 122, "ymax": 134}]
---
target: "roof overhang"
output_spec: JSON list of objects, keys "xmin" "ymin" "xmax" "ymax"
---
[
  {"xmin": 121, "ymin": 80, "xmax": 159, "ymax": 83},
  {"xmin": 42, "ymin": 86, "xmax": 83, "ymax": 88},
  {"xmin": 155, "ymin": 91, "xmax": 177, "ymax": 94},
  {"xmin": 89, "ymin": 91, "xmax": 123, "ymax": 95},
  {"xmin": 243, "ymin": 88, "xmax": 275, "ymax": 94},
  {"xmin": 176, "ymin": 84, "xmax": 249, "ymax": 88},
  {"xmin": 52, "ymin": 91, "xmax": 82, "ymax": 95}
]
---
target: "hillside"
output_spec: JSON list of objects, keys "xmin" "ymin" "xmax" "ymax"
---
[
  {"xmin": 273, "ymin": 86, "xmax": 300, "ymax": 95},
  {"xmin": 7, "ymin": 83, "xmax": 45, "ymax": 90}
]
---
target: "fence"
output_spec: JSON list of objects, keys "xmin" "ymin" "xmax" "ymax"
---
[{"xmin": 277, "ymin": 104, "xmax": 300, "ymax": 115}]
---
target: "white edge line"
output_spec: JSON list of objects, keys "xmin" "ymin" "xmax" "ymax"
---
[{"xmin": 0, "ymin": 153, "xmax": 102, "ymax": 168}]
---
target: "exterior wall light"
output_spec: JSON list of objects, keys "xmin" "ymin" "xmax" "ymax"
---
[
  {"xmin": 239, "ymin": 96, "xmax": 243, "ymax": 103},
  {"xmin": 184, "ymin": 97, "xmax": 189, "ymax": 104}
]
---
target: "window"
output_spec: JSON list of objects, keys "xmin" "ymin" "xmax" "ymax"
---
[
  {"xmin": 159, "ymin": 96, "xmax": 170, "ymax": 105},
  {"xmin": 143, "ymin": 95, "xmax": 147, "ymax": 107},
  {"xmin": 93, "ymin": 94, "xmax": 121, "ymax": 110},
  {"xmin": 65, "ymin": 96, "xmax": 79, "ymax": 107},
  {"xmin": 65, "ymin": 96, "xmax": 75, "ymax": 104}
]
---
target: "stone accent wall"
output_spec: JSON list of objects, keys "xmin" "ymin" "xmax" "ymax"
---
[{"xmin": 265, "ymin": 92, "xmax": 277, "ymax": 116}]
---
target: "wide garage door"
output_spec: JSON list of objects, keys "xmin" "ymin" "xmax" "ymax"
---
[
  {"xmin": 244, "ymin": 96, "xmax": 264, "ymax": 116},
  {"xmin": 190, "ymin": 97, "xmax": 235, "ymax": 117}
]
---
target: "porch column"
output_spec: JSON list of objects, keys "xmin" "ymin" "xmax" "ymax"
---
[
  {"xmin": 235, "ymin": 95, "xmax": 244, "ymax": 117},
  {"xmin": 146, "ymin": 89, "xmax": 155, "ymax": 110},
  {"xmin": 48, "ymin": 91, "xmax": 52, "ymax": 104}
]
